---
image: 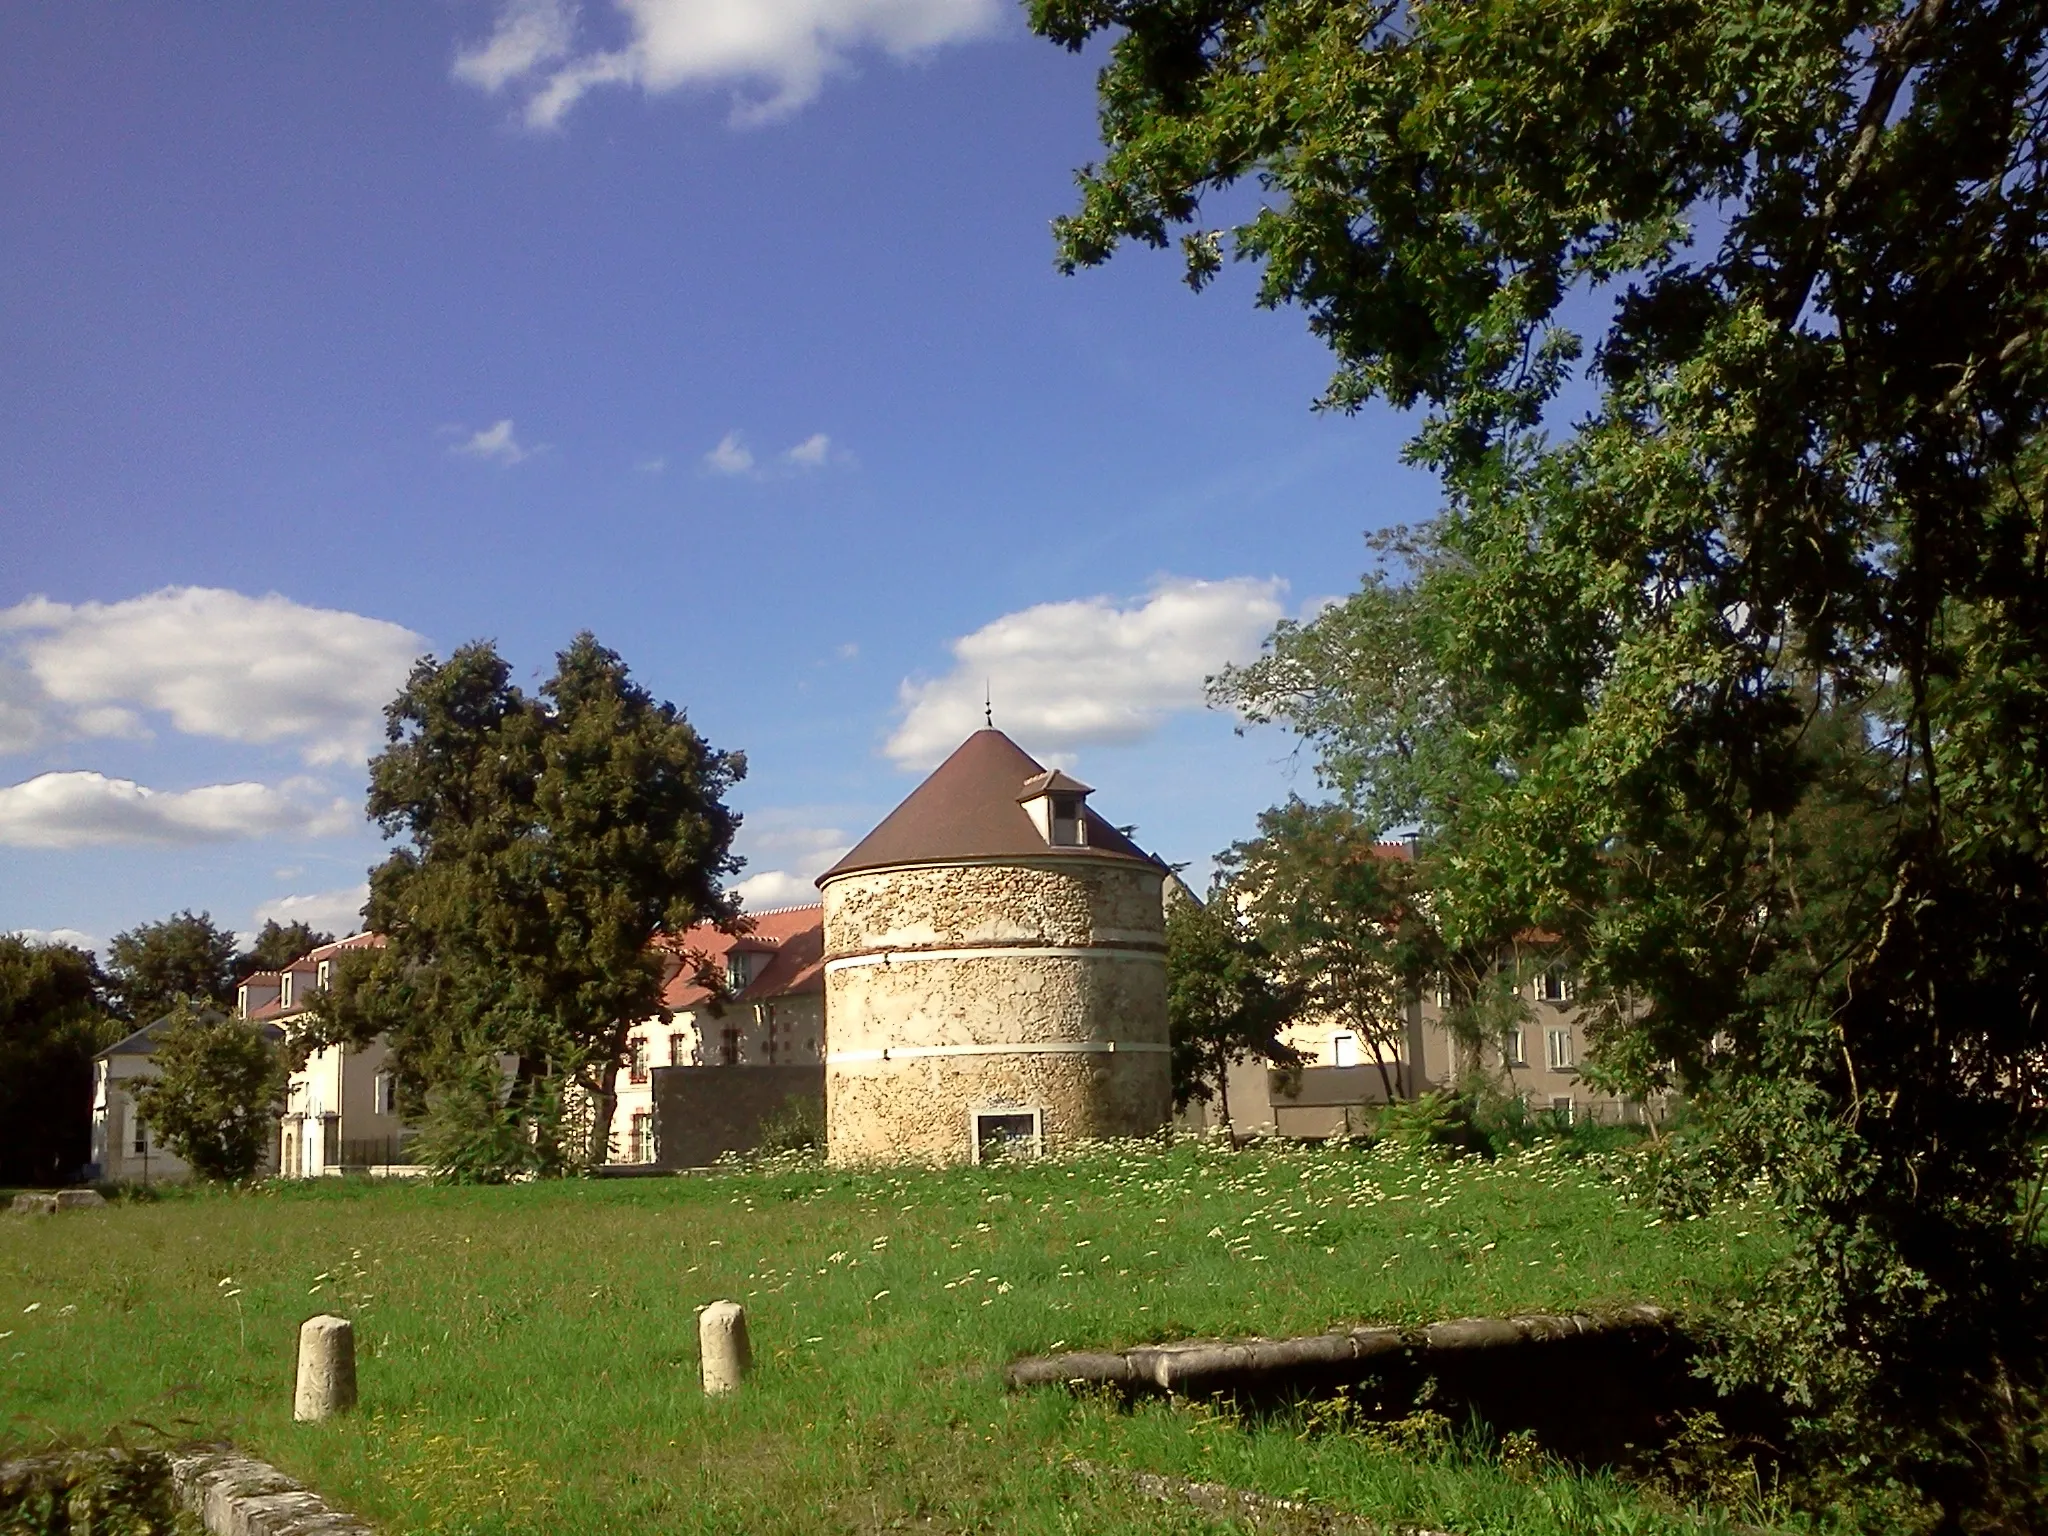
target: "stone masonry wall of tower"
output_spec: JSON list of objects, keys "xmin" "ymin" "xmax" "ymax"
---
[{"xmin": 820, "ymin": 859, "xmax": 1170, "ymax": 1164}]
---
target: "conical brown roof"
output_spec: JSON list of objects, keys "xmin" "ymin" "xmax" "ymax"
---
[{"xmin": 819, "ymin": 729, "xmax": 1157, "ymax": 882}]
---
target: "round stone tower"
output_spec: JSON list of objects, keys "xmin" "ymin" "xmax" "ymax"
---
[{"xmin": 817, "ymin": 729, "xmax": 1171, "ymax": 1165}]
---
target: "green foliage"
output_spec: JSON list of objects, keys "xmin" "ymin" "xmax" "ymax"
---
[
  {"xmin": 0, "ymin": 937, "xmax": 115, "ymax": 1187},
  {"xmin": 233, "ymin": 921, "xmax": 336, "ymax": 981},
  {"xmin": 1035, "ymin": 0, "xmax": 2048, "ymax": 1520},
  {"xmin": 406, "ymin": 1056, "xmax": 565, "ymax": 1185},
  {"xmin": 124, "ymin": 1001, "xmax": 283, "ymax": 1183},
  {"xmin": 305, "ymin": 634, "xmax": 745, "ymax": 1174},
  {"xmin": 1164, "ymin": 886, "xmax": 1303, "ymax": 1113},
  {"xmin": 755, "ymin": 1093, "xmax": 825, "ymax": 1156},
  {"xmin": 0, "ymin": 1447, "xmax": 194, "ymax": 1536},
  {"xmin": 104, "ymin": 913, "xmax": 236, "ymax": 1024},
  {"xmin": 1220, "ymin": 800, "xmax": 1439, "ymax": 1100}
]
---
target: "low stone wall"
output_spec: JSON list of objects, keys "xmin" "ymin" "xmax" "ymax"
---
[
  {"xmin": 1010, "ymin": 1306, "xmax": 1703, "ymax": 1466},
  {"xmin": 650, "ymin": 1064, "xmax": 823, "ymax": 1168},
  {"xmin": 0, "ymin": 1445, "xmax": 372, "ymax": 1535}
]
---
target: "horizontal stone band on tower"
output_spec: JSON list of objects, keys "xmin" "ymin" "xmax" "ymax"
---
[
  {"xmin": 823, "ymin": 943, "xmax": 1165, "ymax": 973},
  {"xmin": 828, "ymin": 1040, "xmax": 1172, "ymax": 1064}
]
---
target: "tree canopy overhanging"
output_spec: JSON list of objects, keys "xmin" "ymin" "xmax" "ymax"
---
[{"xmin": 1034, "ymin": 0, "xmax": 2047, "ymax": 1523}]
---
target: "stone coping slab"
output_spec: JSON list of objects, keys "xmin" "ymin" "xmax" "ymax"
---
[
  {"xmin": 1008, "ymin": 1303, "xmax": 1676, "ymax": 1396},
  {"xmin": 171, "ymin": 1446, "xmax": 374, "ymax": 1536}
]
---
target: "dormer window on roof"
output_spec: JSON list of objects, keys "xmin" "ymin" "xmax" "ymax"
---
[{"xmin": 1018, "ymin": 769, "xmax": 1092, "ymax": 848}]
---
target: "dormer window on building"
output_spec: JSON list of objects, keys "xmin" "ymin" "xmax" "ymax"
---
[{"xmin": 1018, "ymin": 769, "xmax": 1092, "ymax": 848}]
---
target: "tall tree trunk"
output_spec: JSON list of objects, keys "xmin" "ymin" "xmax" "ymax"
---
[
  {"xmin": 1362, "ymin": 1010, "xmax": 1398, "ymax": 1103},
  {"xmin": 586, "ymin": 1051, "xmax": 623, "ymax": 1167}
]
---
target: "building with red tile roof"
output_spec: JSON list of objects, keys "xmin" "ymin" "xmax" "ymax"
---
[{"xmin": 608, "ymin": 905, "xmax": 825, "ymax": 1163}]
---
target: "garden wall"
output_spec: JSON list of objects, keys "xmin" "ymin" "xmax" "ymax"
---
[{"xmin": 650, "ymin": 1064, "xmax": 823, "ymax": 1169}]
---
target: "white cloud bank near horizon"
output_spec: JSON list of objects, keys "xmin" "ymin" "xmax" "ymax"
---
[
  {"xmin": 730, "ymin": 811, "xmax": 851, "ymax": 911},
  {"xmin": 0, "ymin": 587, "xmax": 426, "ymax": 767},
  {"xmin": 454, "ymin": 0, "xmax": 1003, "ymax": 128},
  {"xmin": 886, "ymin": 576, "xmax": 1289, "ymax": 771},
  {"xmin": 8, "ymin": 926, "xmax": 96, "ymax": 951},
  {"xmin": 0, "ymin": 772, "xmax": 355, "ymax": 850},
  {"xmin": 252, "ymin": 883, "xmax": 372, "ymax": 940}
]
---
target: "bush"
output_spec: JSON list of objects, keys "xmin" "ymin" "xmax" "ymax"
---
[
  {"xmin": 409, "ymin": 1061, "xmax": 567, "ymax": 1184},
  {"xmin": 0, "ymin": 1446, "xmax": 194, "ymax": 1535},
  {"xmin": 124, "ymin": 1002, "xmax": 283, "ymax": 1183},
  {"xmin": 755, "ymin": 1094, "xmax": 824, "ymax": 1156}
]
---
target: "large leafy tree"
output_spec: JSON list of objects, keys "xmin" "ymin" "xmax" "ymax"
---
[
  {"xmin": 235, "ymin": 920, "xmax": 336, "ymax": 980},
  {"xmin": 1218, "ymin": 800, "xmax": 1439, "ymax": 1103},
  {"xmin": 125, "ymin": 1001, "xmax": 285, "ymax": 1183},
  {"xmin": 1035, "ymin": 0, "xmax": 2048, "ymax": 1521},
  {"xmin": 0, "ymin": 936, "xmax": 117, "ymax": 1186},
  {"xmin": 105, "ymin": 911, "xmax": 238, "ymax": 1022},
  {"xmin": 1165, "ymin": 885, "xmax": 1304, "ymax": 1117},
  {"xmin": 310, "ymin": 634, "xmax": 744, "ymax": 1172}
]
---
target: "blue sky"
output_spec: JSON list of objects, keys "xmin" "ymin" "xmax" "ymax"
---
[{"xmin": 0, "ymin": 1, "xmax": 1439, "ymax": 951}]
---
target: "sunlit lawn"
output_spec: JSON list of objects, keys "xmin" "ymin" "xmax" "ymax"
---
[{"xmin": 0, "ymin": 1137, "xmax": 1811, "ymax": 1535}]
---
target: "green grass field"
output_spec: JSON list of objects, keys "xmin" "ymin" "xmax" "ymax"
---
[{"xmin": 1, "ymin": 1137, "xmax": 1815, "ymax": 1535}]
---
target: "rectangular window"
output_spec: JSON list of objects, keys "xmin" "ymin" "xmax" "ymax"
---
[
  {"xmin": 317, "ymin": 960, "xmax": 331, "ymax": 991},
  {"xmin": 373, "ymin": 1072, "xmax": 397, "ymax": 1116},
  {"xmin": 1048, "ymin": 794, "xmax": 1086, "ymax": 847},
  {"xmin": 1550, "ymin": 1095, "xmax": 1575, "ymax": 1124},
  {"xmin": 669, "ymin": 1033, "xmax": 687, "ymax": 1067},
  {"xmin": 628, "ymin": 1111, "xmax": 654, "ymax": 1164},
  {"xmin": 1330, "ymin": 1032, "xmax": 1359, "ymax": 1068},
  {"xmin": 719, "ymin": 1026, "xmax": 740, "ymax": 1067},
  {"xmin": 1502, "ymin": 1029, "xmax": 1527, "ymax": 1068},
  {"xmin": 726, "ymin": 955, "xmax": 749, "ymax": 994},
  {"xmin": 131, "ymin": 1115, "xmax": 147, "ymax": 1155},
  {"xmin": 1545, "ymin": 1027, "xmax": 1575, "ymax": 1070},
  {"xmin": 1538, "ymin": 969, "xmax": 1570, "ymax": 1002},
  {"xmin": 628, "ymin": 1037, "xmax": 649, "ymax": 1085},
  {"xmin": 280, "ymin": 973, "xmax": 294, "ymax": 1009},
  {"xmin": 972, "ymin": 1108, "xmax": 1043, "ymax": 1163}
]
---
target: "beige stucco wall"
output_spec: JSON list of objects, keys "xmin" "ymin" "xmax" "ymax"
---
[{"xmin": 821, "ymin": 858, "xmax": 1170, "ymax": 1164}]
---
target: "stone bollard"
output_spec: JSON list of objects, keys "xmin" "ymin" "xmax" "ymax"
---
[
  {"xmin": 698, "ymin": 1300, "xmax": 751, "ymax": 1395},
  {"xmin": 294, "ymin": 1315, "xmax": 358, "ymax": 1422}
]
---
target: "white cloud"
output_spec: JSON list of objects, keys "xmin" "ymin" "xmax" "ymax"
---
[
  {"xmin": 453, "ymin": 0, "xmax": 576, "ymax": 90},
  {"xmin": 886, "ymin": 576, "xmax": 1289, "ymax": 770},
  {"xmin": 0, "ymin": 588, "xmax": 425, "ymax": 767},
  {"xmin": 704, "ymin": 430, "xmax": 754, "ymax": 475},
  {"xmin": 731, "ymin": 811, "xmax": 850, "ymax": 911},
  {"xmin": 784, "ymin": 432, "xmax": 831, "ymax": 467},
  {"xmin": 455, "ymin": 0, "xmax": 1005, "ymax": 129},
  {"xmin": 733, "ymin": 870, "xmax": 824, "ymax": 910},
  {"xmin": 0, "ymin": 664, "xmax": 50, "ymax": 753},
  {"xmin": 636, "ymin": 454, "xmax": 668, "ymax": 474},
  {"xmin": 452, "ymin": 418, "xmax": 531, "ymax": 464},
  {"xmin": 252, "ymin": 884, "xmax": 372, "ymax": 939},
  {"xmin": 0, "ymin": 771, "xmax": 355, "ymax": 850},
  {"xmin": 9, "ymin": 927, "xmax": 96, "ymax": 951}
]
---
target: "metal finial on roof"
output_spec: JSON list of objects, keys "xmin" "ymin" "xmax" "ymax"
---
[{"xmin": 984, "ymin": 681, "xmax": 993, "ymax": 730}]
